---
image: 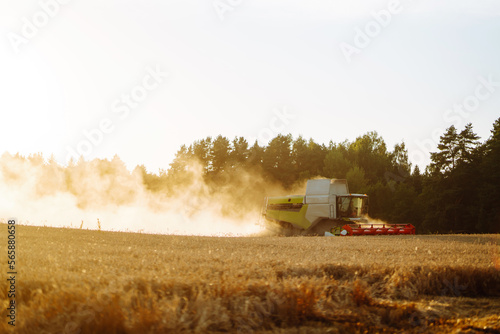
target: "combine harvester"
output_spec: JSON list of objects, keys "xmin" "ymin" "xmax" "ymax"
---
[{"xmin": 262, "ymin": 179, "xmax": 415, "ymax": 236}]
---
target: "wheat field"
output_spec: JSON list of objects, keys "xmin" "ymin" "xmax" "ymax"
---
[{"xmin": 1, "ymin": 224, "xmax": 499, "ymax": 333}]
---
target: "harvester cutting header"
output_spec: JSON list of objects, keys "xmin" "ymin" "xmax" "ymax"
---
[{"xmin": 262, "ymin": 179, "xmax": 415, "ymax": 236}]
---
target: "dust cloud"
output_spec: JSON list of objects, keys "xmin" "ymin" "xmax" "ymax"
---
[{"xmin": 0, "ymin": 153, "xmax": 299, "ymax": 236}]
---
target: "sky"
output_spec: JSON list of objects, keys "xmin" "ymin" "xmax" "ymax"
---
[{"xmin": 1, "ymin": 0, "xmax": 500, "ymax": 173}]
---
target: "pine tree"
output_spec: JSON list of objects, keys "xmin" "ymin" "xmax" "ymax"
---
[
  {"xmin": 430, "ymin": 125, "xmax": 460, "ymax": 174},
  {"xmin": 263, "ymin": 134, "xmax": 294, "ymax": 187},
  {"xmin": 192, "ymin": 137, "xmax": 212, "ymax": 174},
  {"xmin": 478, "ymin": 117, "xmax": 500, "ymax": 232},
  {"xmin": 229, "ymin": 136, "xmax": 249, "ymax": 168},
  {"xmin": 391, "ymin": 142, "xmax": 411, "ymax": 177},
  {"xmin": 211, "ymin": 135, "xmax": 231, "ymax": 174},
  {"xmin": 457, "ymin": 123, "xmax": 480, "ymax": 164}
]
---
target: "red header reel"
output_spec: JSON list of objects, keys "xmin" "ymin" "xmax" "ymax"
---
[{"xmin": 338, "ymin": 223, "xmax": 415, "ymax": 236}]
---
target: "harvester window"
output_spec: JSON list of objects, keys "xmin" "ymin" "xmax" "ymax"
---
[
  {"xmin": 337, "ymin": 196, "xmax": 368, "ymax": 218},
  {"xmin": 351, "ymin": 197, "xmax": 363, "ymax": 217},
  {"xmin": 337, "ymin": 197, "xmax": 351, "ymax": 217}
]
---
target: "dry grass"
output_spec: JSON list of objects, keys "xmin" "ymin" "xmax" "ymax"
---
[{"xmin": 1, "ymin": 224, "xmax": 499, "ymax": 333}]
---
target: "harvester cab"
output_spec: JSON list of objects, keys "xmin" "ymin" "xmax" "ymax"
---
[{"xmin": 336, "ymin": 195, "xmax": 369, "ymax": 219}]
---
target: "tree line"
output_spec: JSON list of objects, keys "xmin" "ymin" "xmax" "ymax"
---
[
  {"xmin": 3, "ymin": 118, "xmax": 498, "ymax": 233},
  {"xmin": 136, "ymin": 118, "xmax": 499, "ymax": 233}
]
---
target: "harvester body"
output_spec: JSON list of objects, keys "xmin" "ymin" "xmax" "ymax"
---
[{"xmin": 263, "ymin": 179, "xmax": 415, "ymax": 236}]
